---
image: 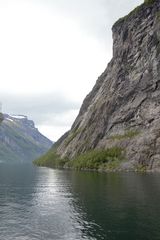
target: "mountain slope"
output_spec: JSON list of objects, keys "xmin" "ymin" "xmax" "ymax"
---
[
  {"xmin": 0, "ymin": 114, "xmax": 52, "ymax": 163},
  {"xmin": 0, "ymin": 113, "xmax": 4, "ymax": 123},
  {"xmin": 35, "ymin": 0, "xmax": 160, "ymax": 171}
]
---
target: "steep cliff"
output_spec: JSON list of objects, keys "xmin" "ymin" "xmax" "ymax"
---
[
  {"xmin": 36, "ymin": 0, "xmax": 160, "ymax": 171},
  {"xmin": 0, "ymin": 113, "xmax": 4, "ymax": 123},
  {"xmin": 0, "ymin": 114, "xmax": 52, "ymax": 163}
]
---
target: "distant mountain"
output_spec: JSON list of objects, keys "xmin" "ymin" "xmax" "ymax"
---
[{"xmin": 0, "ymin": 114, "xmax": 52, "ymax": 163}]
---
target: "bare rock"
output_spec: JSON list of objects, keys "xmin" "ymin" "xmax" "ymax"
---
[{"xmin": 55, "ymin": 0, "xmax": 160, "ymax": 171}]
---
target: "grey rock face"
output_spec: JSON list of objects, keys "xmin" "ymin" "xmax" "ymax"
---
[
  {"xmin": 0, "ymin": 113, "xmax": 4, "ymax": 123},
  {"xmin": 0, "ymin": 114, "xmax": 52, "ymax": 163},
  {"xmin": 56, "ymin": 0, "xmax": 160, "ymax": 170}
]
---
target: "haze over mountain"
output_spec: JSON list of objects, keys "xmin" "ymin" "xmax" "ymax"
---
[{"xmin": 0, "ymin": 114, "xmax": 52, "ymax": 163}]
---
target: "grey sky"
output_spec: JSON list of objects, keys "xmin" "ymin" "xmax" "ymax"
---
[{"xmin": 0, "ymin": 0, "xmax": 143, "ymax": 140}]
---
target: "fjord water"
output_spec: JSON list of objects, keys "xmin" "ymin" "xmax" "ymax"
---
[{"xmin": 0, "ymin": 165, "xmax": 160, "ymax": 240}]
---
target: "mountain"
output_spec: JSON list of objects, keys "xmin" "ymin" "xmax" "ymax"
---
[
  {"xmin": 0, "ymin": 113, "xmax": 4, "ymax": 123},
  {"xmin": 0, "ymin": 114, "xmax": 52, "ymax": 163},
  {"xmin": 34, "ymin": 0, "xmax": 160, "ymax": 171}
]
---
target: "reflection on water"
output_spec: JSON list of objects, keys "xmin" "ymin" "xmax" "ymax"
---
[{"xmin": 0, "ymin": 164, "xmax": 160, "ymax": 240}]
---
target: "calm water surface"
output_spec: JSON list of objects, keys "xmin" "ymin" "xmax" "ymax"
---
[{"xmin": 0, "ymin": 164, "xmax": 160, "ymax": 240}]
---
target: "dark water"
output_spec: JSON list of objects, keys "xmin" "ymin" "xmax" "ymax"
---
[{"xmin": 0, "ymin": 165, "xmax": 160, "ymax": 240}]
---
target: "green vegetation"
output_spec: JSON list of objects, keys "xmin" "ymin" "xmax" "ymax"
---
[
  {"xmin": 109, "ymin": 130, "xmax": 140, "ymax": 141},
  {"xmin": 33, "ymin": 149, "xmax": 68, "ymax": 168},
  {"xmin": 102, "ymin": 159, "xmax": 123, "ymax": 171},
  {"xmin": 113, "ymin": 0, "xmax": 155, "ymax": 28},
  {"xmin": 135, "ymin": 164, "xmax": 148, "ymax": 172},
  {"xmin": 113, "ymin": 5, "xmax": 142, "ymax": 27},
  {"xmin": 34, "ymin": 129, "xmax": 140, "ymax": 171},
  {"xmin": 34, "ymin": 147, "xmax": 125, "ymax": 171},
  {"xmin": 144, "ymin": 0, "xmax": 155, "ymax": 5},
  {"xmin": 66, "ymin": 147, "xmax": 125, "ymax": 171}
]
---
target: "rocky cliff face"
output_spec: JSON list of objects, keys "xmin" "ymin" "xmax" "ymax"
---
[
  {"xmin": 0, "ymin": 112, "xmax": 4, "ymax": 123},
  {"xmin": 0, "ymin": 114, "xmax": 52, "ymax": 163},
  {"xmin": 0, "ymin": 113, "xmax": 4, "ymax": 123},
  {"xmin": 52, "ymin": 0, "xmax": 160, "ymax": 171}
]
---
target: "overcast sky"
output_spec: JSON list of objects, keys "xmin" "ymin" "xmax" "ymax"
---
[{"xmin": 0, "ymin": 0, "xmax": 143, "ymax": 141}]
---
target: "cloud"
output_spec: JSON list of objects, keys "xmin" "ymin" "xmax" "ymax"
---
[
  {"xmin": 34, "ymin": 0, "xmax": 143, "ymax": 48},
  {"xmin": 1, "ymin": 92, "xmax": 80, "ymax": 125},
  {"xmin": 37, "ymin": 0, "xmax": 143, "ymax": 40},
  {"xmin": 0, "ymin": 0, "xmax": 144, "ymax": 141}
]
